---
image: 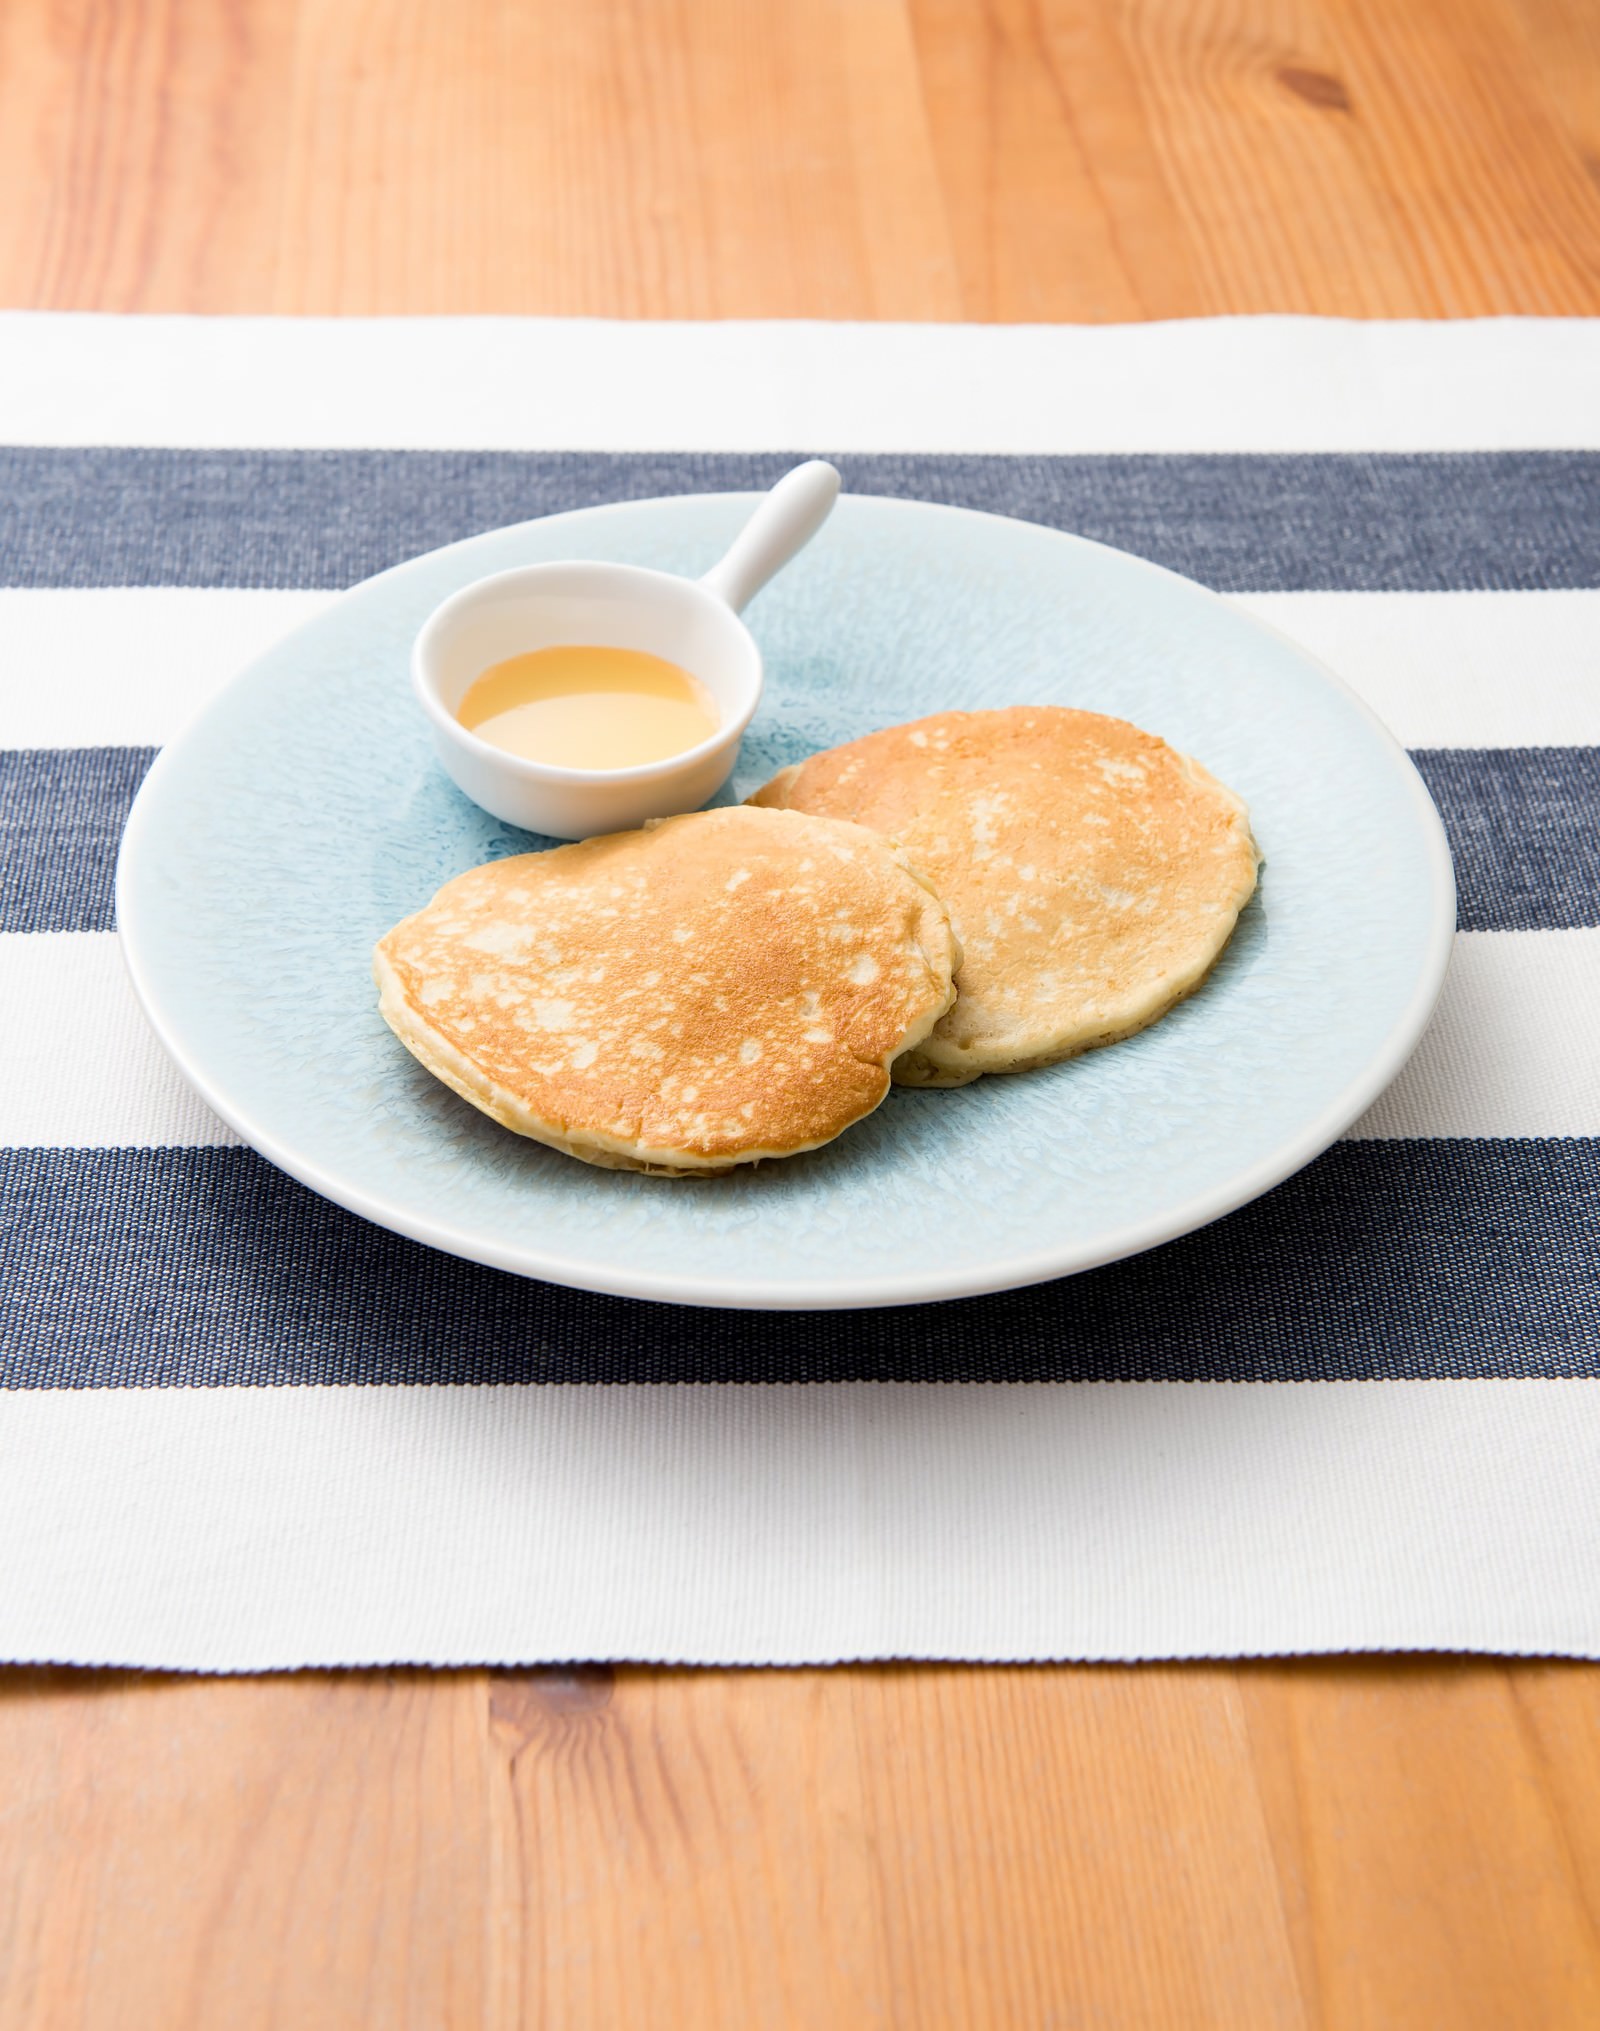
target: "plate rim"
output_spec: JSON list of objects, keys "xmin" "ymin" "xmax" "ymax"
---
[{"xmin": 116, "ymin": 492, "xmax": 1457, "ymax": 1311}]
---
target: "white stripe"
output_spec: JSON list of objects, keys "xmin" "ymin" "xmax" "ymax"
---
[
  {"xmin": 2, "ymin": 313, "xmax": 1595, "ymax": 453},
  {"xmin": 3, "ymin": 585, "xmax": 1596, "ymax": 751},
  {"xmin": 0, "ymin": 935, "xmax": 235, "ymax": 1148},
  {"xmin": 0, "ymin": 1381, "xmax": 1594, "ymax": 1668},
  {"xmin": 0, "ymin": 589, "xmax": 331, "ymax": 748},
  {"xmin": 1348, "ymin": 930, "xmax": 1600, "ymax": 1140},
  {"xmin": 1233, "ymin": 590, "xmax": 1600, "ymax": 749},
  {"xmin": 3, "ymin": 929, "xmax": 1593, "ymax": 1149}
]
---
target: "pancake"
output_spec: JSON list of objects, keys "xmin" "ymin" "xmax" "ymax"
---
[
  {"xmin": 373, "ymin": 803, "xmax": 958, "ymax": 1174},
  {"xmin": 749, "ymin": 706, "xmax": 1259, "ymax": 1086}
]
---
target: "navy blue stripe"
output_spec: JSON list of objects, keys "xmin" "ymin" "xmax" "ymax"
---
[
  {"xmin": 5, "ymin": 743, "xmax": 1593, "ymax": 935},
  {"xmin": 2, "ymin": 448, "xmax": 1597, "ymax": 593},
  {"xmin": 0, "ymin": 747, "xmax": 157, "ymax": 933},
  {"xmin": 1411, "ymin": 749, "xmax": 1600, "ymax": 933},
  {"xmin": 0, "ymin": 1141, "xmax": 1595, "ymax": 1386}
]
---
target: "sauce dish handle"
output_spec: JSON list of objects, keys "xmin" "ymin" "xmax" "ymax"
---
[{"xmin": 699, "ymin": 460, "xmax": 841, "ymax": 615}]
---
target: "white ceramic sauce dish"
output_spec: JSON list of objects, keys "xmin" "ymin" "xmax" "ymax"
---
[{"xmin": 413, "ymin": 459, "xmax": 840, "ymax": 837}]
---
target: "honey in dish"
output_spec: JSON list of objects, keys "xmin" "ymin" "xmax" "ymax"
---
[{"xmin": 457, "ymin": 646, "xmax": 719, "ymax": 771}]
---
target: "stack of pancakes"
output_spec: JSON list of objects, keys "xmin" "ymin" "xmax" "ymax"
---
[{"xmin": 376, "ymin": 707, "xmax": 1260, "ymax": 1174}]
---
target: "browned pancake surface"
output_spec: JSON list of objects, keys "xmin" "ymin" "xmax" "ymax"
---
[
  {"xmin": 750, "ymin": 707, "xmax": 1259, "ymax": 1084},
  {"xmin": 373, "ymin": 804, "xmax": 957, "ymax": 1172}
]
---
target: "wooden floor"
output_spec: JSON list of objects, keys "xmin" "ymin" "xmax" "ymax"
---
[{"xmin": 3, "ymin": 0, "xmax": 1600, "ymax": 2024}]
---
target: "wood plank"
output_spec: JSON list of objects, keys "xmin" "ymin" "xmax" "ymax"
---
[
  {"xmin": 848, "ymin": 1662, "xmax": 1307, "ymax": 2026},
  {"xmin": 482, "ymin": 1665, "xmax": 888, "ymax": 2027},
  {"xmin": 1, "ymin": 0, "xmax": 1597, "ymax": 315},
  {"xmin": 0, "ymin": 0, "xmax": 298, "ymax": 313},
  {"xmin": 0, "ymin": 1667, "xmax": 490, "ymax": 2030},
  {"xmin": 1239, "ymin": 1657, "xmax": 1600, "ymax": 2028},
  {"xmin": 1517, "ymin": 0, "xmax": 1600, "ymax": 186},
  {"xmin": 1084, "ymin": 0, "xmax": 1600, "ymax": 318},
  {"xmin": 5, "ymin": 1661, "xmax": 1600, "ymax": 2026}
]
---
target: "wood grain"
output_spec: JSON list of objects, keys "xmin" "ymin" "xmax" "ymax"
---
[
  {"xmin": 4, "ymin": 1660, "xmax": 1600, "ymax": 2028},
  {"xmin": 3, "ymin": 0, "xmax": 1600, "ymax": 2022},
  {"xmin": 1, "ymin": 0, "xmax": 1598, "ymax": 316}
]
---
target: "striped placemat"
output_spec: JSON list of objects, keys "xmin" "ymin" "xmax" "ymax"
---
[{"xmin": 1, "ymin": 314, "xmax": 1596, "ymax": 1668}]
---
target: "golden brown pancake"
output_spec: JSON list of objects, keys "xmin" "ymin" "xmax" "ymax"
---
[
  {"xmin": 749, "ymin": 707, "xmax": 1259, "ymax": 1085},
  {"xmin": 373, "ymin": 804, "xmax": 958, "ymax": 1174}
]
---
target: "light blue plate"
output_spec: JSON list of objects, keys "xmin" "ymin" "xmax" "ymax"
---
[{"xmin": 118, "ymin": 495, "xmax": 1454, "ymax": 1309}]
